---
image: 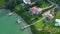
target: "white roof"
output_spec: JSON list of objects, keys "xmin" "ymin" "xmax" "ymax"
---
[
  {"xmin": 23, "ymin": 0, "xmax": 31, "ymax": 4},
  {"xmin": 55, "ymin": 19, "xmax": 60, "ymax": 26},
  {"xmin": 55, "ymin": 19, "xmax": 60, "ymax": 22},
  {"xmin": 17, "ymin": 19, "xmax": 21, "ymax": 23}
]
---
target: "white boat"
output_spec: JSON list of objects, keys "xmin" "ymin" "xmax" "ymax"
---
[
  {"xmin": 9, "ymin": 12, "xmax": 13, "ymax": 16},
  {"xmin": 17, "ymin": 19, "xmax": 21, "ymax": 24}
]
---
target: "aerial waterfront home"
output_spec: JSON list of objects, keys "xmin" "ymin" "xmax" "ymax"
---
[
  {"xmin": 55, "ymin": 19, "xmax": 60, "ymax": 26},
  {"xmin": 29, "ymin": 6, "xmax": 42, "ymax": 15},
  {"xmin": 23, "ymin": 0, "xmax": 35, "ymax": 4},
  {"xmin": 44, "ymin": 11, "xmax": 54, "ymax": 22},
  {"xmin": 1, "ymin": 0, "xmax": 60, "ymax": 34}
]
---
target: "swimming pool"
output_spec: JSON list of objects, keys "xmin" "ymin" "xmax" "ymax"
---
[{"xmin": 0, "ymin": 9, "xmax": 32, "ymax": 34}]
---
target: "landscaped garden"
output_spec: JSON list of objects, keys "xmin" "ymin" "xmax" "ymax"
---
[{"xmin": 12, "ymin": 0, "xmax": 60, "ymax": 34}]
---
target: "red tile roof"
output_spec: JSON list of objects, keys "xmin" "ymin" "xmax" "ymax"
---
[
  {"xmin": 30, "ymin": 6, "xmax": 38, "ymax": 12},
  {"xmin": 29, "ymin": 6, "xmax": 42, "ymax": 14}
]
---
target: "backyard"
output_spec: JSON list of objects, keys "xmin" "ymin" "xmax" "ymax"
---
[{"xmin": 34, "ymin": 10, "xmax": 60, "ymax": 34}]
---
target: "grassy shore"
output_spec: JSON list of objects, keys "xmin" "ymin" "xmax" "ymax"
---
[{"xmin": 0, "ymin": 0, "xmax": 6, "ymax": 8}]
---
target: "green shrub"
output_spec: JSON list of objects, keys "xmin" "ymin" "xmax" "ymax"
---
[{"xmin": 12, "ymin": 5, "xmax": 23, "ymax": 14}]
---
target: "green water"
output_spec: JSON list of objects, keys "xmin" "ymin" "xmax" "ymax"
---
[{"xmin": 0, "ymin": 9, "xmax": 32, "ymax": 34}]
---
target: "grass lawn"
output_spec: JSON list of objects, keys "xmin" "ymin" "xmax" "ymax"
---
[{"xmin": 34, "ymin": 9, "xmax": 60, "ymax": 34}]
